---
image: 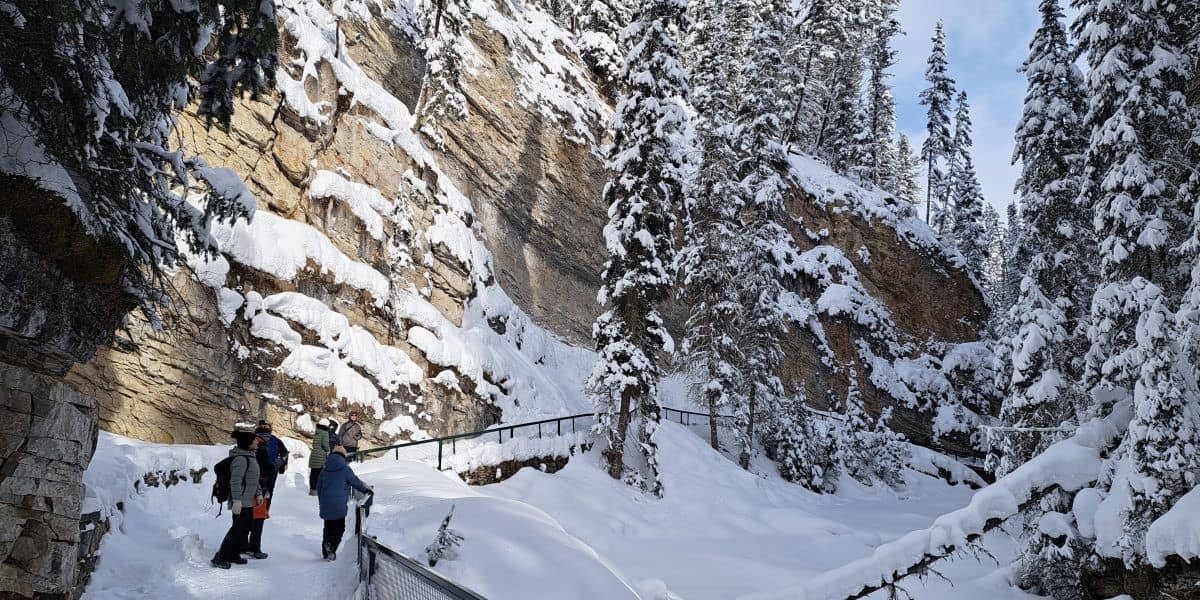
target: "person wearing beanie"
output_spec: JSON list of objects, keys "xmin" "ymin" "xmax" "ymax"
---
[
  {"xmin": 308, "ymin": 417, "xmax": 331, "ymax": 496},
  {"xmin": 316, "ymin": 446, "xmax": 371, "ymax": 560},
  {"xmin": 328, "ymin": 418, "xmax": 341, "ymax": 447},
  {"xmin": 244, "ymin": 422, "xmax": 286, "ymax": 559},
  {"xmin": 341, "ymin": 411, "xmax": 363, "ymax": 461},
  {"xmin": 212, "ymin": 423, "xmax": 261, "ymax": 569}
]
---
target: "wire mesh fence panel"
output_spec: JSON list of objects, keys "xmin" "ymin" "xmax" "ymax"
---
[{"xmin": 360, "ymin": 535, "xmax": 486, "ymax": 600}]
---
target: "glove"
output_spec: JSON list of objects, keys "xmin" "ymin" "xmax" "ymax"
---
[{"xmin": 232, "ymin": 500, "xmax": 243, "ymax": 515}]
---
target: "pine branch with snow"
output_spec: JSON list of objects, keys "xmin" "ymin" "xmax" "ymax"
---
[
  {"xmin": 0, "ymin": 0, "xmax": 276, "ymax": 301},
  {"xmin": 425, "ymin": 504, "xmax": 464, "ymax": 567}
]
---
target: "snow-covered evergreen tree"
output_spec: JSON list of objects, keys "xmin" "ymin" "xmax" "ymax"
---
[
  {"xmin": 995, "ymin": 0, "xmax": 1090, "ymax": 482},
  {"xmin": 730, "ymin": 0, "xmax": 799, "ymax": 470},
  {"xmin": 0, "ymin": 0, "xmax": 276, "ymax": 300},
  {"xmin": 980, "ymin": 205, "xmax": 1006, "ymax": 308},
  {"xmin": 1001, "ymin": 204, "xmax": 1026, "ymax": 318},
  {"xmin": 817, "ymin": 51, "xmax": 870, "ymax": 181},
  {"xmin": 785, "ymin": 0, "xmax": 861, "ymax": 149},
  {"xmin": 577, "ymin": 0, "xmax": 632, "ymax": 88},
  {"xmin": 772, "ymin": 387, "xmax": 825, "ymax": 491},
  {"xmin": 836, "ymin": 369, "xmax": 907, "ymax": 488},
  {"xmin": 895, "ymin": 134, "xmax": 923, "ymax": 205},
  {"xmin": 425, "ymin": 505, "xmax": 464, "ymax": 567},
  {"xmin": 679, "ymin": 0, "xmax": 747, "ymax": 451},
  {"xmin": 863, "ymin": 0, "xmax": 901, "ymax": 192},
  {"xmin": 1074, "ymin": 0, "xmax": 1199, "ymax": 562},
  {"xmin": 418, "ymin": 0, "xmax": 470, "ymax": 147},
  {"xmin": 587, "ymin": 0, "xmax": 692, "ymax": 495},
  {"xmin": 918, "ymin": 21, "xmax": 956, "ymax": 230},
  {"xmin": 949, "ymin": 92, "xmax": 988, "ymax": 278}
]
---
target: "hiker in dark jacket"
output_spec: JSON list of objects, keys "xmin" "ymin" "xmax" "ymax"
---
[
  {"xmin": 341, "ymin": 411, "xmax": 364, "ymax": 460},
  {"xmin": 316, "ymin": 446, "xmax": 371, "ymax": 560},
  {"xmin": 212, "ymin": 423, "xmax": 262, "ymax": 569},
  {"xmin": 328, "ymin": 419, "xmax": 341, "ymax": 446},
  {"xmin": 245, "ymin": 421, "xmax": 285, "ymax": 558},
  {"xmin": 309, "ymin": 418, "xmax": 331, "ymax": 496}
]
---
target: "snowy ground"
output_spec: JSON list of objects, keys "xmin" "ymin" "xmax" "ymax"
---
[{"xmin": 82, "ymin": 425, "xmax": 1041, "ymax": 600}]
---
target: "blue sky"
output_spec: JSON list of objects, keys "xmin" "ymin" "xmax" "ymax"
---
[{"xmin": 893, "ymin": 1, "xmax": 1042, "ymax": 219}]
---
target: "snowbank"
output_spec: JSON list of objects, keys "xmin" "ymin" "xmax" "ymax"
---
[
  {"xmin": 352, "ymin": 457, "xmax": 643, "ymax": 599},
  {"xmin": 744, "ymin": 403, "xmax": 1131, "ymax": 600},
  {"xmin": 1146, "ymin": 485, "xmax": 1200, "ymax": 567}
]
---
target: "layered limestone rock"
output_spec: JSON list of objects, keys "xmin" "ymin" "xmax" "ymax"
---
[
  {"xmin": 66, "ymin": 0, "xmax": 986, "ymax": 452},
  {"xmin": 0, "ymin": 188, "xmax": 124, "ymax": 599}
]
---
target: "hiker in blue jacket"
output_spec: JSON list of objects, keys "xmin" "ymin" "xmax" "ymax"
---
[{"xmin": 316, "ymin": 446, "xmax": 371, "ymax": 560}]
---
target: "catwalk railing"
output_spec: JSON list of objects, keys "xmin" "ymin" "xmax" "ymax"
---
[{"xmin": 356, "ymin": 501, "xmax": 486, "ymax": 600}]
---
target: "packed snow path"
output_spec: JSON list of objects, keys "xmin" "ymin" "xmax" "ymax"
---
[
  {"xmin": 82, "ymin": 425, "xmax": 1045, "ymax": 599},
  {"xmin": 83, "ymin": 443, "xmax": 359, "ymax": 599}
]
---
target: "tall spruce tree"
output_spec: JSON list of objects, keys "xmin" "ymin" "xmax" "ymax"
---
[
  {"xmin": 679, "ymin": 0, "xmax": 747, "ymax": 451},
  {"xmin": 587, "ymin": 0, "xmax": 692, "ymax": 495},
  {"xmin": 918, "ymin": 21, "xmax": 956, "ymax": 230},
  {"xmin": 864, "ymin": 0, "xmax": 902, "ymax": 192},
  {"xmin": 730, "ymin": 0, "xmax": 799, "ymax": 470},
  {"xmin": 949, "ymin": 91, "xmax": 988, "ymax": 278},
  {"xmin": 996, "ymin": 0, "xmax": 1090, "ymax": 479},
  {"xmin": 817, "ymin": 51, "xmax": 870, "ymax": 181},
  {"xmin": 895, "ymin": 134, "xmax": 923, "ymax": 205},
  {"xmin": 785, "ymin": 0, "xmax": 860, "ymax": 149},
  {"xmin": 1074, "ymin": 0, "xmax": 1199, "ymax": 562}
]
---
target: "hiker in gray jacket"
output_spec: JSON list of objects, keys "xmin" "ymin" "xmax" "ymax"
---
[
  {"xmin": 212, "ymin": 423, "xmax": 262, "ymax": 569},
  {"xmin": 341, "ymin": 411, "xmax": 364, "ymax": 460}
]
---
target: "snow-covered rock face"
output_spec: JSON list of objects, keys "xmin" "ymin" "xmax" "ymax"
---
[{"xmin": 11, "ymin": 0, "xmax": 983, "ymax": 453}]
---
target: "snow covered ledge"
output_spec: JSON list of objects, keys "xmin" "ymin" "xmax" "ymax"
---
[{"xmin": 742, "ymin": 402, "xmax": 1133, "ymax": 600}]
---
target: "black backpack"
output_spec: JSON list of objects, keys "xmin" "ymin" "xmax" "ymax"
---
[{"xmin": 211, "ymin": 455, "xmax": 249, "ymax": 507}]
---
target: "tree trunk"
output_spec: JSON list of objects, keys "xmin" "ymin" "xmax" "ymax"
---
[{"xmin": 605, "ymin": 386, "xmax": 633, "ymax": 479}]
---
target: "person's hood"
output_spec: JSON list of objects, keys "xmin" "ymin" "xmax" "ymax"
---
[
  {"xmin": 324, "ymin": 452, "xmax": 349, "ymax": 473},
  {"xmin": 229, "ymin": 447, "xmax": 255, "ymax": 458}
]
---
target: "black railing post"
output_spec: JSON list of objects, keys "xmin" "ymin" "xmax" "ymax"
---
[
  {"xmin": 557, "ymin": 419, "xmax": 561, "ymax": 436},
  {"xmin": 437, "ymin": 440, "xmax": 443, "ymax": 471},
  {"xmin": 538, "ymin": 423, "xmax": 542, "ymax": 439},
  {"xmin": 452, "ymin": 437, "xmax": 456, "ymax": 454},
  {"xmin": 498, "ymin": 429, "xmax": 502, "ymax": 443},
  {"xmin": 395, "ymin": 447, "xmax": 398, "ymax": 460}
]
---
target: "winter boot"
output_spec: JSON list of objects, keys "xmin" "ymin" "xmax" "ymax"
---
[
  {"xmin": 229, "ymin": 554, "xmax": 248, "ymax": 565},
  {"xmin": 309, "ymin": 489, "xmax": 318, "ymax": 497},
  {"xmin": 244, "ymin": 551, "xmax": 268, "ymax": 560},
  {"xmin": 321, "ymin": 542, "xmax": 332, "ymax": 560},
  {"xmin": 211, "ymin": 557, "xmax": 231, "ymax": 569}
]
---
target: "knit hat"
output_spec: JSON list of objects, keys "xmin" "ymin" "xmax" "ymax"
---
[
  {"xmin": 231, "ymin": 422, "xmax": 257, "ymax": 448},
  {"xmin": 255, "ymin": 420, "xmax": 272, "ymax": 434},
  {"xmin": 332, "ymin": 445, "xmax": 347, "ymax": 456}
]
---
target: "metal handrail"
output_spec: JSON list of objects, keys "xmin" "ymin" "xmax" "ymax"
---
[
  {"xmin": 350, "ymin": 404, "xmax": 846, "ymax": 470},
  {"xmin": 352, "ymin": 412, "xmax": 595, "ymax": 470}
]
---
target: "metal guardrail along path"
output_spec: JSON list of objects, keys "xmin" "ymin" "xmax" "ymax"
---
[{"xmin": 357, "ymin": 505, "xmax": 487, "ymax": 600}]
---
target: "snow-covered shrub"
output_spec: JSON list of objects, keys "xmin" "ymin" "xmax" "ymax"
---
[{"xmin": 425, "ymin": 504, "xmax": 464, "ymax": 567}]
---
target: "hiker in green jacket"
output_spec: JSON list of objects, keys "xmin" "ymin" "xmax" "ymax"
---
[{"xmin": 308, "ymin": 418, "xmax": 331, "ymax": 496}]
